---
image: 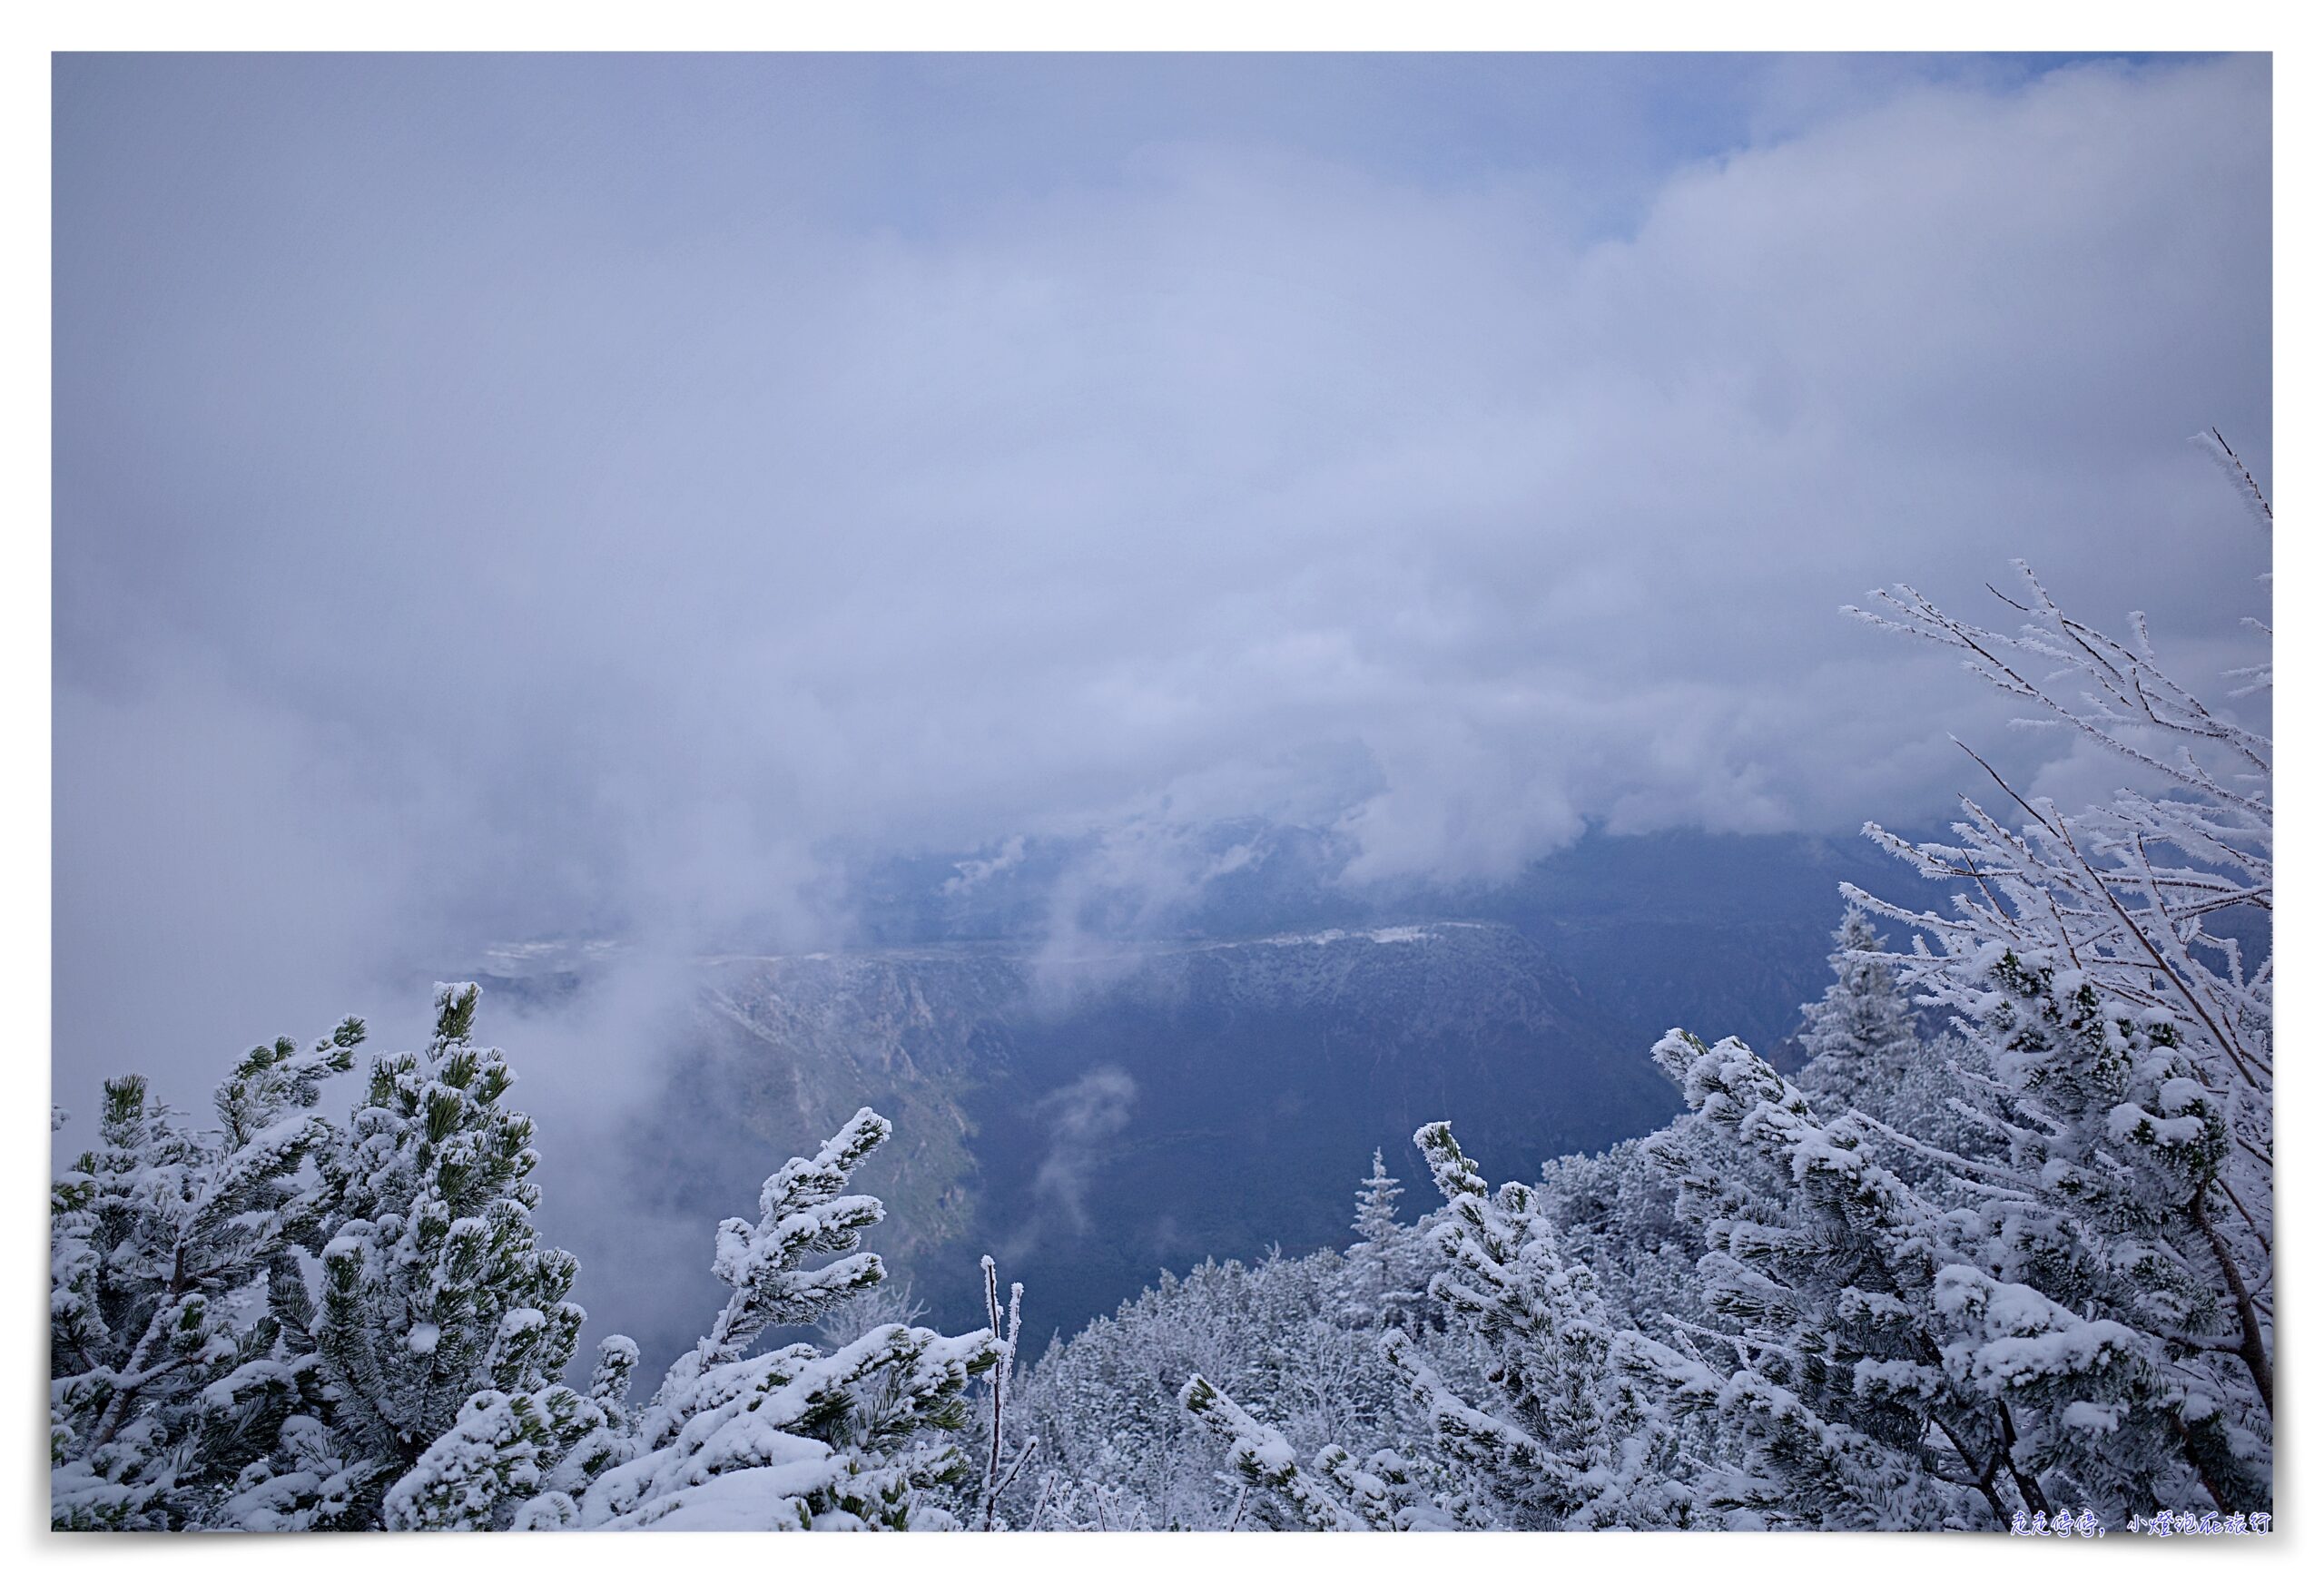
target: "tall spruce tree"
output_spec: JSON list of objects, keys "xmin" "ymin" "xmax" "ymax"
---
[
  {"xmin": 1338, "ymin": 1147, "xmax": 1426, "ymax": 1327},
  {"xmin": 1351, "ymin": 1149, "xmax": 1403, "ymax": 1246},
  {"xmin": 1794, "ymin": 906, "xmax": 1920, "ymax": 1121}
]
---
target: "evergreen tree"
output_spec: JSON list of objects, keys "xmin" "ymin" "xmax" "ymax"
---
[
  {"xmin": 1843, "ymin": 526, "xmax": 2272, "ymax": 1512},
  {"xmin": 1382, "ymin": 1120, "xmax": 1693, "ymax": 1530},
  {"xmin": 1338, "ymin": 1147, "xmax": 1429, "ymax": 1328},
  {"xmin": 1014, "ymin": 1232, "xmax": 1447, "ymax": 1530},
  {"xmin": 50, "ymin": 1026, "xmax": 361, "ymax": 1529},
  {"xmin": 380, "ymin": 1342, "xmax": 635, "ymax": 1531},
  {"xmin": 1536, "ymin": 1136, "xmax": 1706, "ymax": 1351},
  {"xmin": 1351, "ymin": 1148, "xmax": 1403, "ymax": 1245},
  {"xmin": 561, "ymin": 1107, "xmax": 1002, "ymax": 1530},
  {"xmin": 1178, "ymin": 1372, "xmax": 1447, "ymax": 1530},
  {"xmin": 229, "ymin": 983, "xmax": 584, "ymax": 1529},
  {"xmin": 1915, "ymin": 957, "xmax": 2262, "ymax": 1510},
  {"xmin": 1794, "ymin": 906, "xmax": 1920, "ymax": 1121},
  {"xmin": 1635, "ymin": 1030, "xmax": 2028, "ymax": 1528},
  {"xmin": 1634, "ymin": 1024, "xmax": 2255, "ymax": 1528},
  {"xmin": 55, "ymin": 993, "xmax": 1009, "ymax": 1532}
]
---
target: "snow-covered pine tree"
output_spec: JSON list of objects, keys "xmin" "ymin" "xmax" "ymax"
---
[
  {"xmin": 1337, "ymin": 1147, "xmax": 1427, "ymax": 1328},
  {"xmin": 1535, "ymin": 1136, "xmax": 1706, "ymax": 1351},
  {"xmin": 224, "ymin": 983, "xmax": 585, "ymax": 1529},
  {"xmin": 1637, "ymin": 1021, "xmax": 2257, "ymax": 1527},
  {"xmin": 562, "ymin": 1107, "xmax": 1002, "ymax": 1530},
  {"xmin": 1837, "ymin": 452, "xmax": 2273, "ymax": 1513},
  {"xmin": 53, "ymin": 988, "xmax": 1007, "ymax": 1532},
  {"xmin": 1637, "ymin": 1030, "xmax": 2047, "ymax": 1528},
  {"xmin": 380, "ymin": 1343, "xmax": 635, "ymax": 1531},
  {"xmin": 1352, "ymin": 1148, "xmax": 1403, "ymax": 1244},
  {"xmin": 1382, "ymin": 1120, "xmax": 1693, "ymax": 1530},
  {"xmin": 50, "ymin": 1025, "xmax": 362, "ymax": 1529},
  {"xmin": 1177, "ymin": 1372, "xmax": 1443, "ymax": 1530},
  {"xmin": 1013, "ymin": 1234, "xmax": 1444, "ymax": 1530},
  {"xmin": 1794, "ymin": 906, "xmax": 1921, "ymax": 1121}
]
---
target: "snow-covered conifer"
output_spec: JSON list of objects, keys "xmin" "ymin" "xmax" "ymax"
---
[
  {"xmin": 1640, "ymin": 1030, "xmax": 2030, "ymax": 1527},
  {"xmin": 1351, "ymin": 1149, "xmax": 1403, "ymax": 1245},
  {"xmin": 223, "ymin": 984, "xmax": 584, "ymax": 1529},
  {"xmin": 51, "ymin": 1023, "xmax": 361, "ymax": 1529},
  {"xmin": 1640, "ymin": 1025, "xmax": 2250, "ymax": 1526},
  {"xmin": 1014, "ymin": 1234, "xmax": 1444, "ymax": 1529},
  {"xmin": 1337, "ymin": 1147, "xmax": 1431, "ymax": 1328},
  {"xmin": 1384, "ymin": 1120, "xmax": 1692, "ymax": 1529},
  {"xmin": 1794, "ymin": 906, "xmax": 1921, "ymax": 1120},
  {"xmin": 1535, "ymin": 1136, "xmax": 1705, "ymax": 1349},
  {"xmin": 1839, "ymin": 490, "xmax": 2272, "ymax": 1511},
  {"xmin": 568, "ymin": 1108, "xmax": 1001, "ymax": 1530},
  {"xmin": 1177, "ymin": 1373, "xmax": 1369, "ymax": 1529}
]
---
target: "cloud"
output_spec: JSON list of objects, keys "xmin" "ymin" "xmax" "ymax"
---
[
  {"xmin": 940, "ymin": 834, "xmax": 1028, "ymax": 896},
  {"xmin": 1020, "ymin": 1067, "xmax": 1139, "ymax": 1250},
  {"xmin": 53, "ymin": 54, "xmax": 2270, "ymax": 1111}
]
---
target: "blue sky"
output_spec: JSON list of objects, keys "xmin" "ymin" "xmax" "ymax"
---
[{"xmin": 53, "ymin": 52, "xmax": 2270, "ymax": 1105}]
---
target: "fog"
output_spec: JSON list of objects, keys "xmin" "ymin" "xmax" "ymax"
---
[{"xmin": 54, "ymin": 53, "xmax": 2269, "ymax": 1220}]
